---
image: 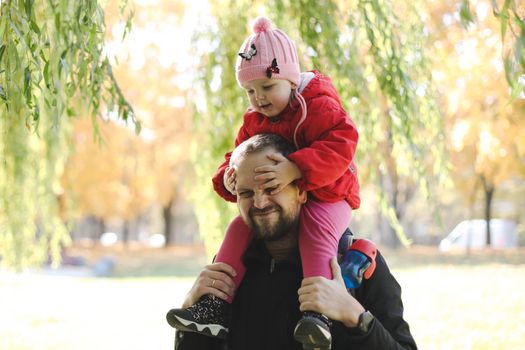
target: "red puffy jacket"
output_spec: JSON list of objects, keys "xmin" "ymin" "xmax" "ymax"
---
[{"xmin": 212, "ymin": 71, "xmax": 360, "ymax": 209}]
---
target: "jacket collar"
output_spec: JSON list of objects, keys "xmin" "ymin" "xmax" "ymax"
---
[{"xmin": 243, "ymin": 239, "xmax": 301, "ymax": 268}]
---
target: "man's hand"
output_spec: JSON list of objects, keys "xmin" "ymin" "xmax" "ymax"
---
[
  {"xmin": 223, "ymin": 166, "xmax": 237, "ymax": 195},
  {"xmin": 253, "ymin": 153, "xmax": 302, "ymax": 194},
  {"xmin": 297, "ymin": 257, "xmax": 365, "ymax": 328},
  {"xmin": 182, "ymin": 262, "xmax": 237, "ymax": 308}
]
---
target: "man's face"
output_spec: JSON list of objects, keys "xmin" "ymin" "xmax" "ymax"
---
[{"xmin": 234, "ymin": 149, "xmax": 306, "ymax": 241}]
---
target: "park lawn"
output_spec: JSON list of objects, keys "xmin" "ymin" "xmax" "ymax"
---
[
  {"xmin": 395, "ymin": 264, "xmax": 525, "ymax": 349},
  {"xmin": 0, "ymin": 275, "xmax": 194, "ymax": 350},
  {"xmin": 1, "ymin": 261, "xmax": 524, "ymax": 349}
]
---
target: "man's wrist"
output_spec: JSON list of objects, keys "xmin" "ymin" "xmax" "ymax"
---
[
  {"xmin": 357, "ymin": 311, "xmax": 374, "ymax": 333},
  {"xmin": 341, "ymin": 305, "xmax": 365, "ymax": 328}
]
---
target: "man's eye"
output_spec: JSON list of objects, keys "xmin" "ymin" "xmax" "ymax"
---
[
  {"xmin": 247, "ymin": 90, "xmax": 254, "ymax": 95},
  {"xmin": 263, "ymin": 85, "xmax": 273, "ymax": 90},
  {"xmin": 264, "ymin": 187, "xmax": 277, "ymax": 194},
  {"xmin": 239, "ymin": 191, "xmax": 253, "ymax": 198}
]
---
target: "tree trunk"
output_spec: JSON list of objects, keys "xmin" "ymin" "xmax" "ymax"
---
[
  {"xmin": 95, "ymin": 217, "xmax": 106, "ymax": 242},
  {"xmin": 163, "ymin": 199, "xmax": 175, "ymax": 247},
  {"xmin": 383, "ymin": 124, "xmax": 403, "ymax": 249},
  {"xmin": 481, "ymin": 176, "xmax": 495, "ymax": 247},
  {"xmin": 391, "ymin": 180, "xmax": 401, "ymax": 249},
  {"xmin": 379, "ymin": 171, "xmax": 401, "ymax": 249},
  {"xmin": 373, "ymin": 203, "xmax": 383, "ymax": 244},
  {"xmin": 122, "ymin": 220, "xmax": 130, "ymax": 246}
]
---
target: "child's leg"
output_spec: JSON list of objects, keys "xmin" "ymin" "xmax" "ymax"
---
[
  {"xmin": 293, "ymin": 200, "xmax": 351, "ymax": 346},
  {"xmin": 299, "ymin": 200, "xmax": 352, "ymax": 279},
  {"xmin": 166, "ymin": 216, "xmax": 251, "ymax": 337},
  {"xmin": 214, "ymin": 215, "xmax": 252, "ymax": 303}
]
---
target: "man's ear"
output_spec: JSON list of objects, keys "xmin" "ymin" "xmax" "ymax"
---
[{"xmin": 297, "ymin": 189, "xmax": 307, "ymax": 204}]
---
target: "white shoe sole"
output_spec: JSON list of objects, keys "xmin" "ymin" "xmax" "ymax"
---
[
  {"xmin": 293, "ymin": 319, "xmax": 331, "ymax": 349},
  {"xmin": 167, "ymin": 311, "xmax": 228, "ymax": 339}
]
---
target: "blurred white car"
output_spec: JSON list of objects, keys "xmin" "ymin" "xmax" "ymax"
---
[{"xmin": 439, "ymin": 219, "xmax": 518, "ymax": 252}]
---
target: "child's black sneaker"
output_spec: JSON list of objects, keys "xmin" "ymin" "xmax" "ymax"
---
[
  {"xmin": 293, "ymin": 311, "xmax": 332, "ymax": 349},
  {"xmin": 166, "ymin": 295, "xmax": 230, "ymax": 339}
]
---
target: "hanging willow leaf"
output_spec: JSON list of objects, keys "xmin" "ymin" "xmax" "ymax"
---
[
  {"xmin": 24, "ymin": 0, "xmax": 32, "ymax": 17},
  {"xmin": 43, "ymin": 60, "xmax": 50, "ymax": 86},
  {"xmin": 8, "ymin": 19, "xmax": 25, "ymax": 47},
  {"xmin": 33, "ymin": 104, "xmax": 39, "ymax": 121},
  {"xmin": 0, "ymin": 0, "xmax": 135, "ymax": 270},
  {"xmin": 23, "ymin": 65, "xmax": 31, "ymax": 101},
  {"xmin": 189, "ymin": 0, "xmax": 446, "ymax": 250},
  {"xmin": 123, "ymin": 9, "xmax": 134, "ymax": 40},
  {"xmin": 29, "ymin": 19, "xmax": 40, "ymax": 36},
  {"xmin": 500, "ymin": 1, "xmax": 510, "ymax": 42},
  {"xmin": 459, "ymin": 0, "xmax": 475, "ymax": 29},
  {"xmin": 0, "ymin": 85, "xmax": 6, "ymax": 101},
  {"xmin": 483, "ymin": 0, "xmax": 525, "ymax": 97}
]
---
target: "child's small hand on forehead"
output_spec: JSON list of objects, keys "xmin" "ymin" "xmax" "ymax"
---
[{"xmin": 253, "ymin": 153, "xmax": 302, "ymax": 195}]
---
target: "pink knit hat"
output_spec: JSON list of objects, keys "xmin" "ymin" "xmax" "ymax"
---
[{"xmin": 236, "ymin": 17, "xmax": 300, "ymax": 87}]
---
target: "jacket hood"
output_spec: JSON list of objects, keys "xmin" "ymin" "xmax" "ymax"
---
[{"xmin": 299, "ymin": 70, "xmax": 343, "ymax": 106}]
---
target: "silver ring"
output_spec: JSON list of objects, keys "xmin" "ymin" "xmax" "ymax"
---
[{"xmin": 211, "ymin": 279, "xmax": 216, "ymax": 287}]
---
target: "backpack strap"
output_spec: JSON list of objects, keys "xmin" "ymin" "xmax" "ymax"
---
[{"xmin": 349, "ymin": 239, "xmax": 377, "ymax": 279}]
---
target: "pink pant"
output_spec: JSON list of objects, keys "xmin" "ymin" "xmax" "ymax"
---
[{"xmin": 215, "ymin": 199, "xmax": 351, "ymax": 303}]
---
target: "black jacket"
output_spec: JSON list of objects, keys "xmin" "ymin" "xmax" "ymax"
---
[{"xmin": 175, "ymin": 240, "xmax": 417, "ymax": 350}]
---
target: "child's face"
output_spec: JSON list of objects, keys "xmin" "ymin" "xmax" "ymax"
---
[{"xmin": 242, "ymin": 78, "xmax": 295, "ymax": 117}]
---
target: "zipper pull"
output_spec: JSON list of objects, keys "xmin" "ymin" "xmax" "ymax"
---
[{"xmin": 270, "ymin": 258, "xmax": 275, "ymax": 273}]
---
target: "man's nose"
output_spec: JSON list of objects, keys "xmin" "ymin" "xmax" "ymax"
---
[{"xmin": 253, "ymin": 192, "xmax": 270, "ymax": 209}]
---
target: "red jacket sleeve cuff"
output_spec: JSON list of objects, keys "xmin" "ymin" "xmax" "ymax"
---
[{"xmin": 212, "ymin": 167, "xmax": 237, "ymax": 203}]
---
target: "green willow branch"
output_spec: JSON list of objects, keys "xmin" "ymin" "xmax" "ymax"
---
[
  {"xmin": 0, "ymin": 0, "xmax": 135, "ymax": 270},
  {"xmin": 192, "ymin": 0, "xmax": 446, "ymax": 251},
  {"xmin": 462, "ymin": 0, "xmax": 525, "ymax": 97}
]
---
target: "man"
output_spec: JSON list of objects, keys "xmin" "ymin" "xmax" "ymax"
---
[{"xmin": 170, "ymin": 134, "xmax": 417, "ymax": 350}]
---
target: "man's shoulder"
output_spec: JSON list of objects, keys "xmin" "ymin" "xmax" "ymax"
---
[
  {"xmin": 354, "ymin": 248, "xmax": 403, "ymax": 310},
  {"xmin": 360, "ymin": 250, "xmax": 397, "ymax": 288}
]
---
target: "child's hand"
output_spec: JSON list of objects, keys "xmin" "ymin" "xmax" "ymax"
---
[
  {"xmin": 254, "ymin": 153, "xmax": 302, "ymax": 194},
  {"xmin": 223, "ymin": 166, "xmax": 237, "ymax": 195}
]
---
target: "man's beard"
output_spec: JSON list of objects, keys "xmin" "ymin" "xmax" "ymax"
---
[{"xmin": 247, "ymin": 204, "xmax": 299, "ymax": 242}]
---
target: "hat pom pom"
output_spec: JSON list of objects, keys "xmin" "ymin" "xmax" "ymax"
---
[{"xmin": 253, "ymin": 16, "xmax": 272, "ymax": 34}]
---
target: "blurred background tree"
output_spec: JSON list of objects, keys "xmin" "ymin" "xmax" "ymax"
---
[
  {"xmin": 429, "ymin": 0, "xmax": 525, "ymax": 243},
  {"xmin": 61, "ymin": 0, "xmax": 195, "ymax": 248},
  {"xmin": 0, "ymin": 0, "xmax": 135, "ymax": 269},
  {"xmin": 191, "ymin": 0, "xmax": 524, "ymax": 252},
  {"xmin": 464, "ymin": 0, "xmax": 525, "ymax": 98},
  {"xmin": 192, "ymin": 0, "xmax": 447, "ymax": 252},
  {"xmin": 1, "ymin": 0, "xmax": 524, "ymax": 270},
  {"xmin": 61, "ymin": 118, "xmax": 157, "ymax": 244}
]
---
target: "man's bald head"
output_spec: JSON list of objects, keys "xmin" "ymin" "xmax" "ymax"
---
[{"xmin": 230, "ymin": 134, "xmax": 295, "ymax": 169}]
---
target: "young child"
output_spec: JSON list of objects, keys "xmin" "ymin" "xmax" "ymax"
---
[{"xmin": 167, "ymin": 16, "xmax": 360, "ymax": 348}]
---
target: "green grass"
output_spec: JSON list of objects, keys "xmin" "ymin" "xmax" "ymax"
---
[
  {"xmin": 0, "ymin": 275, "xmax": 193, "ymax": 350},
  {"xmin": 394, "ymin": 264, "xmax": 525, "ymax": 349},
  {"xmin": 1, "ymin": 248, "xmax": 524, "ymax": 349}
]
